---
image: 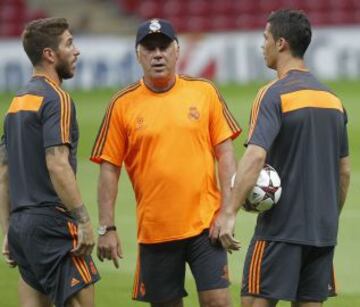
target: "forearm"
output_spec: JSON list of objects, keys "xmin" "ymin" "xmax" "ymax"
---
[
  {"xmin": 46, "ymin": 146, "xmax": 85, "ymax": 216},
  {"xmin": 98, "ymin": 162, "xmax": 120, "ymax": 225},
  {"xmin": 0, "ymin": 144, "xmax": 10, "ymax": 234},
  {"xmin": 229, "ymin": 145, "xmax": 266, "ymax": 214},
  {"xmin": 215, "ymin": 140, "xmax": 237, "ymax": 212},
  {"xmin": 339, "ymin": 156, "xmax": 350, "ymax": 213}
]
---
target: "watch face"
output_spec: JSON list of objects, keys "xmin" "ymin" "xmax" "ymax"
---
[{"xmin": 97, "ymin": 225, "xmax": 107, "ymax": 235}]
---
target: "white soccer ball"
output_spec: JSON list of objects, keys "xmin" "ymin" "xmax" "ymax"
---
[{"xmin": 231, "ymin": 164, "xmax": 282, "ymax": 213}]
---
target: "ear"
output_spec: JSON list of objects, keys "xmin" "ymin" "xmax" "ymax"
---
[
  {"xmin": 42, "ymin": 47, "xmax": 56, "ymax": 64},
  {"xmin": 135, "ymin": 45, "xmax": 141, "ymax": 62},
  {"xmin": 277, "ymin": 37, "xmax": 287, "ymax": 52}
]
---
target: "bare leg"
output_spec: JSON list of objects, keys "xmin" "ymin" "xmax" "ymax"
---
[
  {"xmin": 66, "ymin": 284, "xmax": 95, "ymax": 307},
  {"xmin": 241, "ymin": 296, "xmax": 255, "ymax": 307},
  {"xmin": 251, "ymin": 297, "xmax": 278, "ymax": 307},
  {"xmin": 151, "ymin": 298, "xmax": 184, "ymax": 307},
  {"xmin": 198, "ymin": 288, "xmax": 232, "ymax": 307},
  {"xmin": 19, "ymin": 277, "xmax": 52, "ymax": 307}
]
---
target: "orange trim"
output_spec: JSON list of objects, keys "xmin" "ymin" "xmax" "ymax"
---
[
  {"xmin": 248, "ymin": 240, "xmax": 266, "ymax": 294},
  {"xmin": 44, "ymin": 79, "xmax": 72, "ymax": 143},
  {"xmin": 91, "ymin": 82, "xmax": 140, "ymax": 159},
  {"xmin": 248, "ymin": 241, "xmax": 260, "ymax": 293},
  {"xmin": 255, "ymin": 241, "xmax": 265, "ymax": 294},
  {"xmin": 248, "ymin": 80, "xmax": 277, "ymax": 141},
  {"xmin": 7, "ymin": 95, "xmax": 43, "ymax": 113},
  {"xmin": 281, "ymin": 90, "xmax": 343, "ymax": 113},
  {"xmin": 67, "ymin": 222, "xmax": 92, "ymax": 284},
  {"xmin": 132, "ymin": 249, "xmax": 141, "ymax": 299}
]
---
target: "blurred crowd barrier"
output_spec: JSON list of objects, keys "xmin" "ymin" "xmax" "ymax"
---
[{"xmin": 0, "ymin": 26, "xmax": 359, "ymax": 91}]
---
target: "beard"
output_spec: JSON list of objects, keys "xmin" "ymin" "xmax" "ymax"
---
[{"xmin": 55, "ymin": 58, "xmax": 74, "ymax": 80}]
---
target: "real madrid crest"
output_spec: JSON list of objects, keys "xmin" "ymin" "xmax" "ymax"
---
[
  {"xmin": 188, "ymin": 106, "xmax": 200, "ymax": 121},
  {"xmin": 149, "ymin": 19, "xmax": 161, "ymax": 33}
]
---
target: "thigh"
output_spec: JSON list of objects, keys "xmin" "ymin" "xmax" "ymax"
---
[
  {"xmin": 297, "ymin": 246, "xmax": 335, "ymax": 302},
  {"xmin": 18, "ymin": 277, "xmax": 52, "ymax": 307},
  {"xmin": 241, "ymin": 239, "xmax": 302, "ymax": 301},
  {"xmin": 133, "ymin": 241, "xmax": 187, "ymax": 303},
  {"xmin": 66, "ymin": 284, "xmax": 95, "ymax": 307},
  {"xmin": 186, "ymin": 230, "xmax": 229, "ymax": 292}
]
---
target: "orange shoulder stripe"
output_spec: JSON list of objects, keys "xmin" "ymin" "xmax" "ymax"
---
[
  {"xmin": 44, "ymin": 79, "xmax": 72, "ymax": 143},
  {"xmin": 280, "ymin": 89, "xmax": 343, "ymax": 113},
  {"xmin": 7, "ymin": 94, "xmax": 43, "ymax": 114},
  {"xmin": 91, "ymin": 82, "xmax": 141, "ymax": 158},
  {"xmin": 248, "ymin": 80, "xmax": 277, "ymax": 141}
]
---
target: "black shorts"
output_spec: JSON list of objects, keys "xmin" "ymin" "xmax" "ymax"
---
[
  {"xmin": 132, "ymin": 229, "xmax": 229, "ymax": 303},
  {"xmin": 8, "ymin": 206, "xmax": 100, "ymax": 307},
  {"xmin": 241, "ymin": 239, "xmax": 336, "ymax": 302}
]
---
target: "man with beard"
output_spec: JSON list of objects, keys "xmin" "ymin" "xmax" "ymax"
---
[{"xmin": 0, "ymin": 18, "xmax": 99, "ymax": 307}]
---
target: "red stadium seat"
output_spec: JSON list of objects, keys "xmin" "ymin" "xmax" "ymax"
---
[
  {"xmin": 210, "ymin": 0, "xmax": 234, "ymax": 16},
  {"xmin": 163, "ymin": 0, "xmax": 184, "ymax": 18},
  {"xmin": 211, "ymin": 15, "xmax": 235, "ymax": 32},
  {"xmin": 138, "ymin": 0, "xmax": 163, "ymax": 19},
  {"xmin": 187, "ymin": 15, "xmax": 211, "ymax": 32},
  {"xmin": 233, "ymin": 0, "xmax": 258, "ymax": 15},
  {"xmin": 188, "ymin": 0, "xmax": 211, "ymax": 17}
]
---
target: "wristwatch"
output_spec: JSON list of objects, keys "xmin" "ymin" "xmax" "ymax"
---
[{"xmin": 97, "ymin": 225, "xmax": 117, "ymax": 236}]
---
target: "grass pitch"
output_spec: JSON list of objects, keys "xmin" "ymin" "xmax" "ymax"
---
[{"xmin": 0, "ymin": 80, "xmax": 359, "ymax": 306}]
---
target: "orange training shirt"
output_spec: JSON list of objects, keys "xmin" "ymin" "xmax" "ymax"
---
[{"xmin": 91, "ymin": 75, "xmax": 241, "ymax": 243}]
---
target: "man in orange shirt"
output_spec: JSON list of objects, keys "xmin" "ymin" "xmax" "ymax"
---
[{"xmin": 90, "ymin": 18, "xmax": 241, "ymax": 307}]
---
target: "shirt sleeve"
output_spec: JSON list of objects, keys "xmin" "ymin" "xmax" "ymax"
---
[
  {"xmin": 90, "ymin": 100, "xmax": 127, "ymax": 167},
  {"xmin": 247, "ymin": 86, "xmax": 282, "ymax": 151},
  {"xmin": 208, "ymin": 83, "xmax": 241, "ymax": 146},
  {"xmin": 41, "ymin": 94, "xmax": 72, "ymax": 148}
]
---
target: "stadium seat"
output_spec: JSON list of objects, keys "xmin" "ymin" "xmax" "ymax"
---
[
  {"xmin": 188, "ymin": 0, "xmax": 210, "ymax": 17},
  {"xmin": 163, "ymin": 0, "xmax": 184, "ymax": 18},
  {"xmin": 233, "ymin": 0, "xmax": 258, "ymax": 15},
  {"xmin": 187, "ymin": 15, "xmax": 211, "ymax": 32},
  {"xmin": 138, "ymin": 0, "xmax": 163, "ymax": 19},
  {"xmin": 210, "ymin": 0, "xmax": 234, "ymax": 16}
]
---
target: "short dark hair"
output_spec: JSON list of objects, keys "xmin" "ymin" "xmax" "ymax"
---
[
  {"xmin": 22, "ymin": 17, "xmax": 69, "ymax": 66},
  {"xmin": 267, "ymin": 9, "xmax": 312, "ymax": 58}
]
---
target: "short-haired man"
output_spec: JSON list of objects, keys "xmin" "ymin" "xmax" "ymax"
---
[
  {"xmin": 0, "ymin": 17, "xmax": 99, "ymax": 307},
  {"xmin": 217, "ymin": 9, "xmax": 350, "ymax": 307},
  {"xmin": 90, "ymin": 19, "xmax": 241, "ymax": 307}
]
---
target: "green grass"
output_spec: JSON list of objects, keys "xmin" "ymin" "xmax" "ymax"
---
[{"xmin": 0, "ymin": 80, "xmax": 359, "ymax": 306}]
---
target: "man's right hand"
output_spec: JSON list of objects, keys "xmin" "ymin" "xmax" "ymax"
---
[
  {"xmin": 71, "ymin": 221, "xmax": 95, "ymax": 257},
  {"xmin": 97, "ymin": 231, "xmax": 123, "ymax": 269}
]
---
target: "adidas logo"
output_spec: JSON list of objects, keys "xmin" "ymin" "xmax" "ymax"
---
[{"xmin": 71, "ymin": 278, "xmax": 80, "ymax": 287}]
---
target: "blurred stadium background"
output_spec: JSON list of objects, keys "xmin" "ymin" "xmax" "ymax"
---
[{"xmin": 0, "ymin": 0, "xmax": 360, "ymax": 306}]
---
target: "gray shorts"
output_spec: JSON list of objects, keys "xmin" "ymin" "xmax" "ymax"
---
[
  {"xmin": 8, "ymin": 206, "xmax": 100, "ymax": 307},
  {"xmin": 132, "ymin": 229, "xmax": 229, "ymax": 303},
  {"xmin": 241, "ymin": 238, "xmax": 336, "ymax": 302}
]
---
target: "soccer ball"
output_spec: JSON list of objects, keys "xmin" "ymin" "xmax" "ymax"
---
[{"xmin": 231, "ymin": 164, "xmax": 282, "ymax": 213}]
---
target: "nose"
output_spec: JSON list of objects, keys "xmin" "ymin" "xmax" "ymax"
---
[
  {"xmin": 74, "ymin": 46, "xmax": 80, "ymax": 56},
  {"xmin": 153, "ymin": 47, "xmax": 162, "ymax": 58}
]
